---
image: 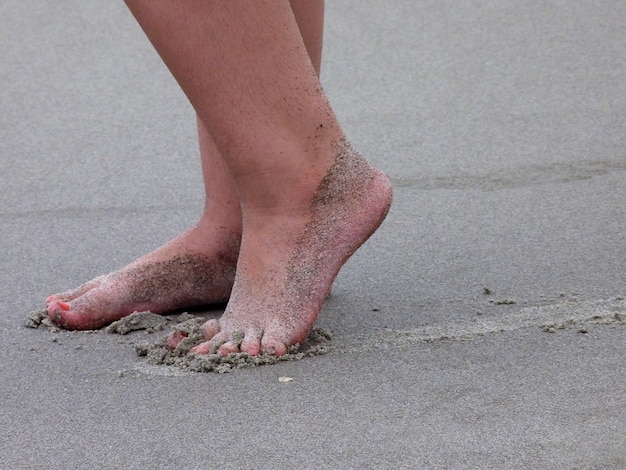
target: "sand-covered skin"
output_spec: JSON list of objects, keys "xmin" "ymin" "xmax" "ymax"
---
[
  {"xmin": 196, "ymin": 140, "xmax": 392, "ymax": 356},
  {"xmin": 46, "ymin": 244, "xmax": 239, "ymax": 331},
  {"xmin": 136, "ymin": 323, "xmax": 332, "ymax": 374},
  {"xmin": 26, "ymin": 309, "xmax": 331, "ymax": 373}
]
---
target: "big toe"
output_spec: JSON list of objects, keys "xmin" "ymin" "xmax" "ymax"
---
[
  {"xmin": 47, "ymin": 299, "xmax": 81, "ymax": 329},
  {"xmin": 47, "ymin": 298, "xmax": 107, "ymax": 330}
]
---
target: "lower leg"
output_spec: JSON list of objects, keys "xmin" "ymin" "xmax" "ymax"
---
[
  {"xmin": 193, "ymin": 0, "xmax": 324, "ymax": 229},
  {"xmin": 46, "ymin": 1, "xmax": 325, "ymax": 330},
  {"xmin": 290, "ymin": 0, "xmax": 324, "ymax": 74}
]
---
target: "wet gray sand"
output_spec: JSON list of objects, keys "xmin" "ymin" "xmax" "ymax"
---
[{"xmin": 26, "ymin": 310, "xmax": 332, "ymax": 373}]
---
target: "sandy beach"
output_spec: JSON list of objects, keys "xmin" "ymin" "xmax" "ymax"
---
[{"xmin": 2, "ymin": 0, "xmax": 625, "ymax": 468}]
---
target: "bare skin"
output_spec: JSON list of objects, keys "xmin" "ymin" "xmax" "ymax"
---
[
  {"xmin": 46, "ymin": 225, "xmax": 240, "ymax": 330},
  {"xmin": 47, "ymin": 0, "xmax": 324, "ymax": 330},
  {"xmin": 192, "ymin": 143, "xmax": 392, "ymax": 356},
  {"xmin": 48, "ymin": 0, "xmax": 393, "ymax": 356}
]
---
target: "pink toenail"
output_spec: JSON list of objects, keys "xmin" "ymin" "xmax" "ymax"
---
[{"xmin": 59, "ymin": 302, "xmax": 71, "ymax": 311}]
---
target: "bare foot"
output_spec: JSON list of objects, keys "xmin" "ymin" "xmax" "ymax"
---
[
  {"xmin": 47, "ymin": 224, "xmax": 241, "ymax": 330},
  {"xmin": 191, "ymin": 142, "xmax": 392, "ymax": 356}
]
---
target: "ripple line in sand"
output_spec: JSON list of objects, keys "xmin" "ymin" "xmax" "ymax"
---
[{"xmin": 343, "ymin": 297, "xmax": 626, "ymax": 353}]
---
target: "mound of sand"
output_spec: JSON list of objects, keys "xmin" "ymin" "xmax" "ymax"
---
[{"xmin": 26, "ymin": 309, "xmax": 332, "ymax": 373}]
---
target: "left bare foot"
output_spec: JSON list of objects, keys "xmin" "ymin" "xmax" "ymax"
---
[
  {"xmin": 191, "ymin": 143, "xmax": 392, "ymax": 356},
  {"xmin": 46, "ymin": 224, "xmax": 240, "ymax": 330}
]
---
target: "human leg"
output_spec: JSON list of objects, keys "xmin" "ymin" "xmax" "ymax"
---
[
  {"xmin": 46, "ymin": 1, "xmax": 326, "ymax": 330},
  {"xmin": 122, "ymin": 0, "xmax": 392, "ymax": 356}
]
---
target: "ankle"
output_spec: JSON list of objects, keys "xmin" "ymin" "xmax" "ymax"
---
[
  {"xmin": 228, "ymin": 123, "xmax": 342, "ymax": 204},
  {"xmin": 197, "ymin": 205, "xmax": 242, "ymax": 233}
]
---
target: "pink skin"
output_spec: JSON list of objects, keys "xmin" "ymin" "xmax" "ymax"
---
[
  {"xmin": 45, "ymin": 127, "xmax": 243, "ymax": 330},
  {"xmin": 167, "ymin": 331, "xmax": 188, "ymax": 350},
  {"xmin": 46, "ymin": 0, "xmax": 324, "ymax": 333},
  {"xmin": 46, "ymin": 226, "xmax": 241, "ymax": 330},
  {"xmin": 48, "ymin": 0, "xmax": 393, "ymax": 357},
  {"xmin": 190, "ymin": 150, "xmax": 392, "ymax": 356}
]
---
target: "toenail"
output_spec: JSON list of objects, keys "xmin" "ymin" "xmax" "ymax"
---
[{"xmin": 59, "ymin": 302, "xmax": 71, "ymax": 311}]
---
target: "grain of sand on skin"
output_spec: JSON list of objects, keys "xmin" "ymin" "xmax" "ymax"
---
[{"xmin": 26, "ymin": 309, "xmax": 332, "ymax": 373}]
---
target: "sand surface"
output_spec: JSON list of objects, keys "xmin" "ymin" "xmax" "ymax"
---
[{"xmin": 5, "ymin": 0, "xmax": 626, "ymax": 466}]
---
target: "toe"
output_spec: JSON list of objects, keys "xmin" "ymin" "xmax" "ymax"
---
[
  {"xmin": 240, "ymin": 328, "xmax": 263, "ymax": 356},
  {"xmin": 200, "ymin": 319, "xmax": 221, "ymax": 340},
  {"xmin": 47, "ymin": 299, "xmax": 80, "ymax": 329},
  {"xmin": 48, "ymin": 276, "xmax": 104, "ymax": 304},
  {"xmin": 217, "ymin": 330, "xmax": 246, "ymax": 356},
  {"xmin": 241, "ymin": 336, "xmax": 262, "ymax": 356},
  {"xmin": 190, "ymin": 340, "xmax": 212, "ymax": 355},
  {"xmin": 259, "ymin": 324, "xmax": 296, "ymax": 357},
  {"xmin": 46, "ymin": 298, "xmax": 110, "ymax": 330},
  {"xmin": 191, "ymin": 331, "xmax": 227, "ymax": 355},
  {"xmin": 218, "ymin": 340, "xmax": 241, "ymax": 356},
  {"xmin": 261, "ymin": 334, "xmax": 288, "ymax": 357},
  {"xmin": 167, "ymin": 331, "xmax": 188, "ymax": 349}
]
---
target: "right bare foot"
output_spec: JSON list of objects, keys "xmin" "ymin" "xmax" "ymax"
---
[
  {"xmin": 46, "ymin": 223, "xmax": 241, "ymax": 330},
  {"xmin": 191, "ymin": 142, "xmax": 393, "ymax": 357}
]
